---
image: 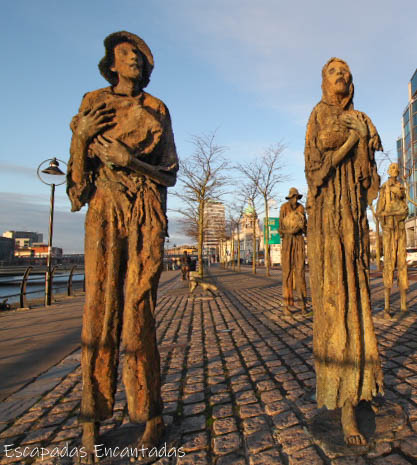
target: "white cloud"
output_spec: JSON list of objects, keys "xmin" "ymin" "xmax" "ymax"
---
[
  {"xmin": 167, "ymin": 215, "xmax": 192, "ymax": 246},
  {"xmin": 162, "ymin": 0, "xmax": 417, "ymax": 117},
  {"xmin": 0, "ymin": 163, "xmax": 38, "ymax": 177},
  {"xmin": 0, "ymin": 193, "xmax": 192, "ymax": 253},
  {"xmin": 0, "ymin": 193, "xmax": 85, "ymax": 254},
  {"xmin": 157, "ymin": 0, "xmax": 416, "ymax": 185}
]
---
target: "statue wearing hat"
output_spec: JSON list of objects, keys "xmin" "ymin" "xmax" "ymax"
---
[
  {"xmin": 376, "ymin": 162, "xmax": 408, "ymax": 317},
  {"xmin": 278, "ymin": 187, "xmax": 307, "ymax": 314},
  {"xmin": 67, "ymin": 31, "xmax": 178, "ymax": 460}
]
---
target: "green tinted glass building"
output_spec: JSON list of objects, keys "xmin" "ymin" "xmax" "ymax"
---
[{"xmin": 397, "ymin": 68, "xmax": 417, "ymax": 246}]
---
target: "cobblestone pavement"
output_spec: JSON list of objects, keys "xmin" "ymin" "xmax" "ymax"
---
[
  {"xmin": 1, "ymin": 265, "xmax": 417, "ymax": 464},
  {"xmin": 0, "ymin": 270, "xmax": 180, "ymax": 402}
]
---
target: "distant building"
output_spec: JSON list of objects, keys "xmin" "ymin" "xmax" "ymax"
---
[
  {"xmin": 2, "ymin": 231, "xmax": 66, "ymax": 258},
  {"xmin": 14, "ymin": 245, "xmax": 62, "ymax": 258},
  {"xmin": 203, "ymin": 201, "xmax": 226, "ymax": 257},
  {"xmin": 165, "ymin": 245, "xmax": 197, "ymax": 256},
  {"xmin": 14, "ymin": 248, "xmax": 34, "ymax": 258},
  {"xmin": 240, "ymin": 207, "xmax": 264, "ymax": 261},
  {"xmin": 2, "ymin": 231, "xmax": 43, "ymax": 248},
  {"xmin": 0, "ymin": 237, "xmax": 14, "ymax": 261},
  {"xmin": 224, "ymin": 208, "xmax": 266, "ymax": 264},
  {"xmin": 397, "ymin": 68, "xmax": 417, "ymax": 246},
  {"xmin": 32, "ymin": 245, "xmax": 63, "ymax": 258}
]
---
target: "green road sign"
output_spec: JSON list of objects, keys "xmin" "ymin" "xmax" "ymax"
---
[{"xmin": 264, "ymin": 217, "xmax": 280, "ymax": 244}]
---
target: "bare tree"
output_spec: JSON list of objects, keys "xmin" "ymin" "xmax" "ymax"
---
[
  {"xmin": 231, "ymin": 200, "xmax": 246, "ymax": 272},
  {"xmin": 173, "ymin": 132, "xmax": 228, "ymax": 278},
  {"xmin": 237, "ymin": 143, "xmax": 288, "ymax": 276},
  {"xmin": 218, "ymin": 223, "xmax": 228, "ymax": 269},
  {"xmin": 224, "ymin": 214, "xmax": 235, "ymax": 270},
  {"xmin": 220, "ymin": 235, "xmax": 230, "ymax": 269},
  {"xmin": 176, "ymin": 204, "xmax": 200, "ymax": 243},
  {"xmin": 257, "ymin": 144, "xmax": 288, "ymax": 276},
  {"xmin": 225, "ymin": 202, "xmax": 245, "ymax": 272},
  {"xmin": 239, "ymin": 180, "xmax": 260, "ymax": 274}
]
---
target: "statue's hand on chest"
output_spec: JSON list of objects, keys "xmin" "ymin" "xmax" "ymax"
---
[
  {"xmin": 317, "ymin": 114, "xmax": 350, "ymax": 152},
  {"xmin": 102, "ymin": 100, "xmax": 163, "ymax": 157}
]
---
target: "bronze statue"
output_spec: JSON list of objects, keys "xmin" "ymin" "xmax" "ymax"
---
[
  {"xmin": 67, "ymin": 31, "xmax": 178, "ymax": 459},
  {"xmin": 304, "ymin": 58, "xmax": 383, "ymax": 446},
  {"xmin": 376, "ymin": 162, "xmax": 408, "ymax": 317},
  {"xmin": 278, "ymin": 187, "xmax": 307, "ymax": 314}
]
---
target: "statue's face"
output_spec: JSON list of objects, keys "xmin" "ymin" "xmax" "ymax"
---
[
  {"xmin": 111, "ymin": 42, "xmax": 144, "ymax": 81},
  {"xmin": 325, "ymin": 60, "xmax": 351, "ymax": 96},
  {"xmin": 289, "ymin": 196, "xmax": 298, "ymax": 207},
  {"xmin": 388, "ymin": 163, "xmax": 399, "ymax": 178}
]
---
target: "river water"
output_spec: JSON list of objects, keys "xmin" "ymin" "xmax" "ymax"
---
[{"xmin": 0, "ymin": 274, "xmax": 84, "ymax": 304}]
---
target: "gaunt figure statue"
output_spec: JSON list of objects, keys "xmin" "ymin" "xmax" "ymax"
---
[
  {"xmin": 278, "ymin": 187, "xmax": 307, "ymax": 314},
  {"xmin": 67, "ymin": 31, "xmax": 178, "ymax": 460},
  {"xmin": 304, "ymin": 58, "xmax": 383, "ymax": 445},
  {"xmin": 376, "ymin": 162, "xmax": 408, "ymax": 317}
]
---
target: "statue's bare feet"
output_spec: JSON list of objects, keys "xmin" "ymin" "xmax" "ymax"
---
[
  {"xmin": 283, "ymin": 306, "xmax": 291, "ymax": 316},
  {"xmin": 370, "ymin": 401, "xmax": 380, "ymax": 414},
  {"xmin": 139, "ymin": 416, "xmax": 165, "ymax": 449},
  {"xmin": 81, "ymin": 422, "xmax": 99, "ymax": 463},
  {"xmin": 341, "ymin": 403, "xmax": 367, "ymax": 446},
  {"xmin": 80, "ymin": 453, "xmax": 97, "ymax": 465}
]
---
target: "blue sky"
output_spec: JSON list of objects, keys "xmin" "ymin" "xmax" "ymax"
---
[{"xmin": 1, "ymin": 0, "xmax": 416, "ymax": 253}]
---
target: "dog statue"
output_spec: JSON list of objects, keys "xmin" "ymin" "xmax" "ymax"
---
[{"xmin": 189, "ymin": 271, "xmax": 219, "ymax": 297}]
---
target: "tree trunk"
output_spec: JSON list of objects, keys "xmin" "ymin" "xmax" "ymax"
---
[
  {"xmin": 264, "ymin": 197, "xmax": 270, "ymax": 276},
  {"xmin": 252, "ymin": 215, "xmax": 257, "ymax": 275},
  {"xmin": 198, "ymin": 202, "xmax": 204, "ymax": 278},
  {"xmin": 219, "ymin": 240, "xmax": 224, "ymax": 268},
  {"xmin": 237, "ymin": 228, "xmax": 241, "ymax": 272},
  {"xmin": 224, "ymin": 240, "xmax": 229, "ymax": 268},
  {"xmin": 231, "ymin": 230, "xmax": 235, "ymax": 271}
]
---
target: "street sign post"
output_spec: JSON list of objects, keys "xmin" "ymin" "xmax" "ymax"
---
[{"xmin": 264, "ymin": 217, "xmax": 280, "ymax": 245}]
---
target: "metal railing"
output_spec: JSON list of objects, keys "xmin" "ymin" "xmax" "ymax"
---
[{"xmin": 0, "ymin": 265, "xmax": 85, "ymax": 310}]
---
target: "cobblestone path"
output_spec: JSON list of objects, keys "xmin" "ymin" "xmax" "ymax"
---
[{"xmin": 1, "ymin": 266, "xmax": 417, "ymax": 464}]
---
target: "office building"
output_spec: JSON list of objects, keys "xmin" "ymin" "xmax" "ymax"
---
[
  {"xmin": 2, "ymin": 231, "xmax": 43, "ymax": 248},
  {"xmin": 0, "ymin": 237, "xmax": 14, "ymax": 261},
  {"xmin": 203, "ymin": 201, "xmax": 225, "ymax": 257},
  {"xmin": 397, "ymin": 68, "xmax": 417, "ymax": 246}
]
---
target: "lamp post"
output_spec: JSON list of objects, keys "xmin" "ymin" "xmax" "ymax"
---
[
  {"xmin": 164, "ymin": 238, "xmax": 170, "ymax": 270},
  {"xmin": 37, "ymin": 158, "xmax": 66, "ymax": 305}
]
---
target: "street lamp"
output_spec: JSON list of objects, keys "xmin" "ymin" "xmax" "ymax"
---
[
  {"xmin": 37, "ymin": 158, "xmax": 66, "ymax": 306},
  {"xmin": 164, "ymin": 238, "xmax": 170, "ymax": 270}
]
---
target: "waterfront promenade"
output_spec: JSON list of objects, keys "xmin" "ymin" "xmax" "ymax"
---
[
  {"xmin": 0, "ymin": 271, "xmax": 179, "ymax": 402},
  {"xmin": 1, "ymin": 266, "xmax": 417, "ymax": 464}
]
